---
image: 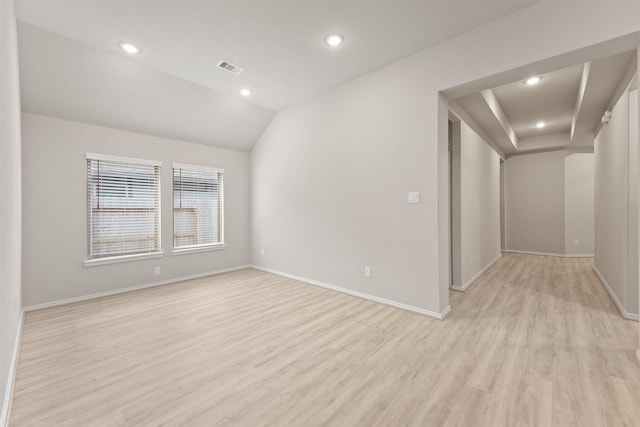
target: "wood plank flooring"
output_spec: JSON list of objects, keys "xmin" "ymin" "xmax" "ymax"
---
[{"xmin": 9, "ymin": 254, "xmax": 640, "ymax": 426}]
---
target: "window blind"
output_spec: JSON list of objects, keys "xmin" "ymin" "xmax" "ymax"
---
[
  {"xmin": 87, "ymin": 154, "xmax": 161, "ymax": 259},
  {"xmin": 173, "ymin": 164, "xmax": 224, "ymax": 249}
]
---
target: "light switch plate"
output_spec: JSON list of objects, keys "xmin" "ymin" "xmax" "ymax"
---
[{"xmin": 408, "ymin": 192, "xmax": 420, "ymax": 203}]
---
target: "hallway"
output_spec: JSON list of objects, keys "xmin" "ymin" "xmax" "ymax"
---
[{"xmin": 449, "ymin": 253, "xmax": 640, "ymax": 425}]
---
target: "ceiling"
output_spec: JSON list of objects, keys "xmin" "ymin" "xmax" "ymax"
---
[
  {"xmin": 17, "ymin": 23, "xmax": 275, "ymax": 152},
  {"xmin": 452, "ymin": 50, "xmax": 637, "ymax": 156},
  {"xmin": 15, "ymin": 0, "xmax": 539, "ymax": 151}
]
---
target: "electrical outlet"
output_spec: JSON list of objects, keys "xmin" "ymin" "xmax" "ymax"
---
[
  {"xmin": 154, "ymin": 266, "xmax": 161, "ymax": 275},
  {"xmin": 574, "ymin": 240, "xmax": 579, "ymax": 246},
  {"xmin": 364, "ymin": 267, "xmax": 372, "ymax": 278},
  {"xmin": 260, "ymin": 248, "xmax": 265, "ymax": 255}
]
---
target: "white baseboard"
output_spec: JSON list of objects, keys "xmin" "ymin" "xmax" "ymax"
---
[
  {"xmin": 504, "ymin": 249, "xmax": 594, "ymax": 258},
  {"xmin": 592, "ymin": 266, "xmax": 640, "ymax": 321},
  {"xmin": 451, "ymin": 253, "xmax": 502, "ymax": 292},
  {"xmin": 23, "ymin": 265, "xmax": 251, "ymax": 312},
  {"xmin": 250, "ymin": 265, "xmax": 451, "ymax": 320},
  {"xmin": 1, "ymin": 310, "xmax": 24, "ymax": 427}
]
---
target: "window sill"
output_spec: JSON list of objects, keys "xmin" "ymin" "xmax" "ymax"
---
[
  {"xmin": 84, "ymin": 251, "xmax": 164, "ymax": 267},
  {"xmin": 172, "ymin": 244, "xmax": 226, "ymax": 256}
]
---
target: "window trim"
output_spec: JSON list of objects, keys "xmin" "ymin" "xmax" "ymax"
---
[
  {"xmin": 172, "ymin": 162, "xmax": 224, "ymax": 175},
  {"xmin": 172, "ymin": 163, "xmax": 225, "ymax": 251},
  {"xmin": 86, "ymin": 152, "xmax": 162, "ymax": 167},
  {"xmin": 85, "ymin": 153, "xmax": 163, "ymax": 265},
  {"xmin": 84, "ymin": 251, "xmax": 164, "ymax": 267},
  {"xmin": 172, "ymin": 243, "xmax": 226, "ymax": 256}
]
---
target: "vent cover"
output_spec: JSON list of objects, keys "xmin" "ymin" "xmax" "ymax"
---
[{"xmin": 217, "ymin": 60, "xmax": 244, "ymax": 75}]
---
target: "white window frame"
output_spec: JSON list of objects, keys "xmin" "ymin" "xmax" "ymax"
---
[
  {"xmin": 172, "ymin": 163, "xmax": 225, "ymax": 254},
  {"xmin": 84, "ymin": 153, "xmax": 163, "ymax": 266}
]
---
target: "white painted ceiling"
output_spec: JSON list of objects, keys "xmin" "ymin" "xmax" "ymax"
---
[
  {"xmin": 15, "ymin": 0, "xmax": 538, "ymax": 151},
  {"xmin": 453, "ymin": 50, "xmax": 637, "ymax": 155},
  {"xmin": 491, "ymin": 65, "xmax": 583, "ymax": 139},
  {"xmin": 18, "ymin": 23, "xmax": 275, "ymax": 151}
]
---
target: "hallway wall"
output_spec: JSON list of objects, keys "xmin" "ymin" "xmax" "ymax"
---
[
  {"xmin": 505, "ymin": 150, "xmax": 566, "ymax": 256},
  {"xmin": 451, "ymin": 121, "xmax": 501, "ymax": 290},
  {"xmin": 504, "ymin": 149, "xmax": 595, "ymax": 258},
  {"xmin": 595, "ymin": 81, "xmax": 639, "ymax": 318},
  {"xmin": 564, "ymin": 152, "xmax": 596, "ymax": 256}
]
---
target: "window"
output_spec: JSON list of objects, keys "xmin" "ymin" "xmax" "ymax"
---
[
  {"xmin": 173, "ymin": 164, "xmax": 224, "ymax": 251},
  {"xmin": 86, "ymin": 153, "xmax": 161, "ymax": 262}
]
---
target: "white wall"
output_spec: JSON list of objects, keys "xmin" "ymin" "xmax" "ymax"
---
[
  {"xmin": 595, "ymin": 85, "xmax": 639, "ymax": 316},
  {"xmin": 626, "ymin": 87, "xmax": 638, "ymax": 314},
  {"xmin": 505, "ymin": 150, "xmax": 567, "ymax": 255},
  {"xmin": 0, "ymin": 0, "xmax": 22, "ymax": 422},
  {"xmin": 451, "ymin": 121, "xmax": 462, "ymax": 287},
  {"xmin": 22, "ymin": 114, "xmax": 251, "ymax": 307},
  {"xmin": 452, "ymin": 121, "xmax": 501, "ymax": 289},
  {"xmin": 631, "ymin": 72, "xmax": 640, "ymax": 355},
  {"xmin": 565, "ymin": 152, "xmax": 595, "ymax": 256},
  {"xmin": 505, "ymin": 149, "xmax": 595, "ymax": 257},
  {"xmin": 251, "ymin": 71, "xmax": 441, "ymax": 314},
  {"xmin": 251, "ymin": 1, "xmax": 640, "ymax": 316},
  {"xmin": 518, "ymin": 131, "xmax": 569, "ymax": 151},
  {"xmin": 500, "ymin": 162, "xmax": 506, "ymax": 251}
]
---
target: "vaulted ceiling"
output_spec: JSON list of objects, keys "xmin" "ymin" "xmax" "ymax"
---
[{"xmin": 15, "ymin": 0, "xmax": 538, "ymax": 151}]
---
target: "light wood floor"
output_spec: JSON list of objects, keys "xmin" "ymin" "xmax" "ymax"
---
[{"xmin": 9, "ymin": 254, "xmax": 640, "ymax": 426}]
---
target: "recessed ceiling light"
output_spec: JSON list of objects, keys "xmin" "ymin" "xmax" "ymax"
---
[
  {"xmin": 120, "ymin": 42, "xmax": 140, "ymax": 54},
  {"xmin": 240, "ymin": 88, "xmax": 251, "ymax": 97},
  {"xmin": 325, "ymin": 34, "xmax": 344, "ymax": 47},
  {"xmin": 535, "ymin": 121, "xmax": 547, "ymax": 128},
  {"xmin": 525, "ymin": 76, "xmax": 542, "ymax": 85}
]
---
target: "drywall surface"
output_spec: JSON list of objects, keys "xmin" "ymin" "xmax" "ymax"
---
[
  {"xmin": 451, "ymin": 122, "xmax": 462, "ymax": 287},
  {"xmin": 251, "ymin": 1, "xmax": 640, "ymax": 314},
  {"xmin": 22, "ymin": 114, "xmax": 251, "ymax": 306},
  {"xmin": 595, "ymin": 88, "xmax": 638, "ymax": 315},
  {"xmin": 0, "ymin": 0, "xmax": 22, "ymax": 421},
  {"xmin": 251, "ymin": 69, "xmax": 440, "ymax": 312},
  {"xmin": 455, "ymin": 122, "xmax": 501, "ymax": 287},
  {"xmin": 631, "ymin": 80, "xmax": 639, "ymax": 351},
  {"xmin": 505, "ymin": 150, "xmax": 566, "ymax": 255},
  {"xmin": 505, "ymin": 149, "xmax": 595, "ymax": 257},
  {"xmin": 500, "ymin": 162, "xmax": 506, "ymax": 250},
  {"xmin": 518, "ymin": 132, "xmax": 570, "ymax": 151},
  {"xmin": 564, "ymin": 152, "xmax": 595, "ymax": 255},
  {"xmin": 627, "ymin": 87, "xmax": 638, "ymax": 316}
]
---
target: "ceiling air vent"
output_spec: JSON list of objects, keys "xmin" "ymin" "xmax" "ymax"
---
[{"xmin": 217, "ymin": 60, "xmax": 244, "ymax": 75}]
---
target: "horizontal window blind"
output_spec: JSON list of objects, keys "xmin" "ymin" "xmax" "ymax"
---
[
  {"xmin": 173, "ymin": 165, "xmax": 224, "ymax": 249},
  {"xmin": 87, "ymin": 155, "xmax": 161, "ymax": 259}
]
